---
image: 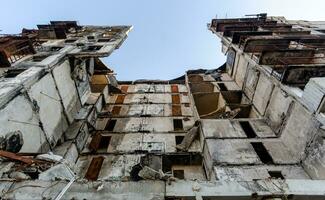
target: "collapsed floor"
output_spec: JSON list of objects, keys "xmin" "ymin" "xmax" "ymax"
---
[{"xmin": 1, "ymin": 15, "xmax": 325, "ymax": 199}]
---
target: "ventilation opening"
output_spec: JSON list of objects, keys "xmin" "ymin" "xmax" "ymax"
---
[
  {"xmin": 98, "ymin": 136, "xmax": 111, "ymax": 151},
  {"xmin": 3, "ymin": 68, "xmax": 27, "ymax": 78},
  {"xmin": 239, "ymin": 121, "xmax": 257, "ymax": 138},
  {"xmin": 318, "ymin": 97, "xmax": 325, "ymax": 115},
  {"xmin": 85, "ymin": 58, "xmax": 90, "ymax": 70},
  {"xmin": 173, "ymin": 119, "xmax": 183, "ymax": 131},
  {"xmin": 162, "ymin": 153, "xmax": 202, "ymax": 172},
  {"xmin": 65, "ymin": 39, "xmax": 77, "ymax": 43},
  {"xmin": 86, "ymin": 45, "xmax": 103, "ymax": 51},
  {"xmin": 251, "ymin": 142, "xmax": 274, "ymax": 164},
  {"xmin": 105, "ymin": 119, "xmax": 116, "ymax": 131},
  {"xmin": 50, "ymin": 46, "xmax": 63, "ymax": 51},
  {"xmin": 130, "ymin": 164, "xmax": 143, "ymax": 181},
  {"xmin": 23, "ymin": 169, "xmax": 39, "ymax": 179},
  {"xmin": 217, "ymin": 83, "xmax": 228, "ymax": 91},
  {"xmin": 98, "ymin": 38, "xmax": 111, "ymax": 42},
  {"xmin": 32, "ymin": 55, "xmax": 47, "ymax": 62},
  {"xmin": 173, "ymin": 170, "xmax": 185, "ymax": 179},
  {"xmin": 140, "ymin": 114, "xmax": 152, "ymax": 117},
  {"xmin": 202, "ymin": 162, "xmax": 209, "ymax": 180},
  {"xmin": 175, "ymin": 136, "xmax": 184, "ymax": 145},
  {"xmin": 268, "ymin": 171, "xmax": 284, "ymax": 179}
]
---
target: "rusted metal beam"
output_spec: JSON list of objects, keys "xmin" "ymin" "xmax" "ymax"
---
[
  {"xmin": 0, "ymin": 36, "xmax": 36, "ymax": 67},
  {"xmin": 214, "ymin": 20, "xmax": 277, "ymax": 32},
  {"xmin": 85, "ymin": 156, "xmax": 104, "ymax": 181},
  {"xmin": 223, "ymin": 23, "xmax": 292, "ymax": 37},
  {"xmin": 259, "ymin": 49, "xmax": 325, "ymax": 65},
  {"xmin": 241, "ymin": 35, "xmax": 291, "ymax": 52},
  {"xmin": 211, "ymin": 15, "xmax": 268, "ymax": 30},
  {"xmin": 273, "ymin": 30, "xmax": 311, "ymax": 36},
  {"xmin": 0, "ymin": 150, "xmax": 34, "ymax": 164},
  {"xmin": 281, "ymin": 65, "xmax": 325, "ymax": 85},
  {"xmin": 259, "ymin": 24, "xmax": 292, "ymax": 31},
  {"xmin": 231, "ymin": 31, "xmax": 273, "ymax": 44},
  {"xmin": 211, "ymin": 17, "xmax": 266, "ymax": 27},
  {"xmin": 223, "ymin": 26, "xmax": 259, "ymax": 37},
  {"xmin": 242, "ymin": 35, "xmax": 325, "ymax": 52}
]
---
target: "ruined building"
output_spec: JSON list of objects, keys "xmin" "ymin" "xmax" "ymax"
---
[{"xmin": 0, "ymin": 14, "xmax": 325, "ymax": 199}]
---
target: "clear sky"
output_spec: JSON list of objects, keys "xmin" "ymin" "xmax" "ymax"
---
[{"xmin": 1, "ymin": 0, "xmax": 324, "ymax": 80}]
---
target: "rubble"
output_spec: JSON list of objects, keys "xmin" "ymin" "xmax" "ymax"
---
[
  {"xmin": 0, "ymin": 131, "xmax": 24, "ymax": 153},
  {"xmin": 39, "ymin": 163, "xmax": 74, "ymax": 181},
  {"xmin": 138, "ymin": 166, "xmax": 161, "ymax": 180},
  {"xmin": 176, "ymin": 122, "xmax": 200, "ymax": 152},
  {"xmin": 9, "ymin": 171, "xmax": 30, "ymax": 180}
]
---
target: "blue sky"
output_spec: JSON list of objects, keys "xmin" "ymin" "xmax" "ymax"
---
[{"xmin": 1, "ymin": 0, "xmax": 324, "ymax": 80}]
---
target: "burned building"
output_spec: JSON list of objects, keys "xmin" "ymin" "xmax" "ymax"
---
[{"xmin": 1, "ymin": 14, "xmax": 325, "ymax": 199}]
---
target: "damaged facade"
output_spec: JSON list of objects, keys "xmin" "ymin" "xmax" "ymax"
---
[{"xmin": 1, "ymin": 14, "xmax": 325, "ymax": 199}]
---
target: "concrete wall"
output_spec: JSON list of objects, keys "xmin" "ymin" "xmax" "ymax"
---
[
  {"xmin": 2, "ymin": 180, "xmax": 165, "ymax": 200},
  {"xmin": 303, "ymin": 129, "xmax": 325, "ymax": 179},
  {"xmin": 252, "ymin": 73, "xmax": 274, "ymax": 115},
  {"xmin": 74, "ymin": 62, "xmax": 91, "ymax": 105},
  {"xmin": 107, "ymin": 93, "xmax": 190, "ymax": 104},
  {"xmin": 108, "ymin": 117, "xmax": 195, "ymax": 132},
  {"xmin": 52, "ymin": 60, "xmax": 81, "ymax": 123},
  {"xmin": 234, "ymin": 55, "xmax": 249, "ymax": 89},
  {"xmin": 75, "ymin": 154, "xmax": 143, "ymax": 181},
  {"xmin": 28, "ymin": 73, "xmax": 68, "ymax": 147},
  {"xmin": 265, "ymin": 86, "xmax": 293, "ymax": 134},
  {"xmin": 243, "ymin": 64, "xmax": 259, "ymax": 100},
  {"xmin": 204, "ymin": 139, "xmax": 262, "ymax": 165},
  {"xmin": 121, "ymin": 84, "xmax": 188, "ymax": 93},
  {"xmin": 281, "ymin": 102, "xmax": 319, "ymax": 160},
  {"xmin": 0, "ymin": 95, "xmax": 48, "ymax": 153},
  {"xmin": 201, "ymin": 119, "xmax": 246, "ymax": 138},
  {"xmin": 104, "ymin": 104, "xmax": 193, "ymax": 117},
  {"xmin": 214, "ymin": 165, "xmax": 310, "ymax": 181}
]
